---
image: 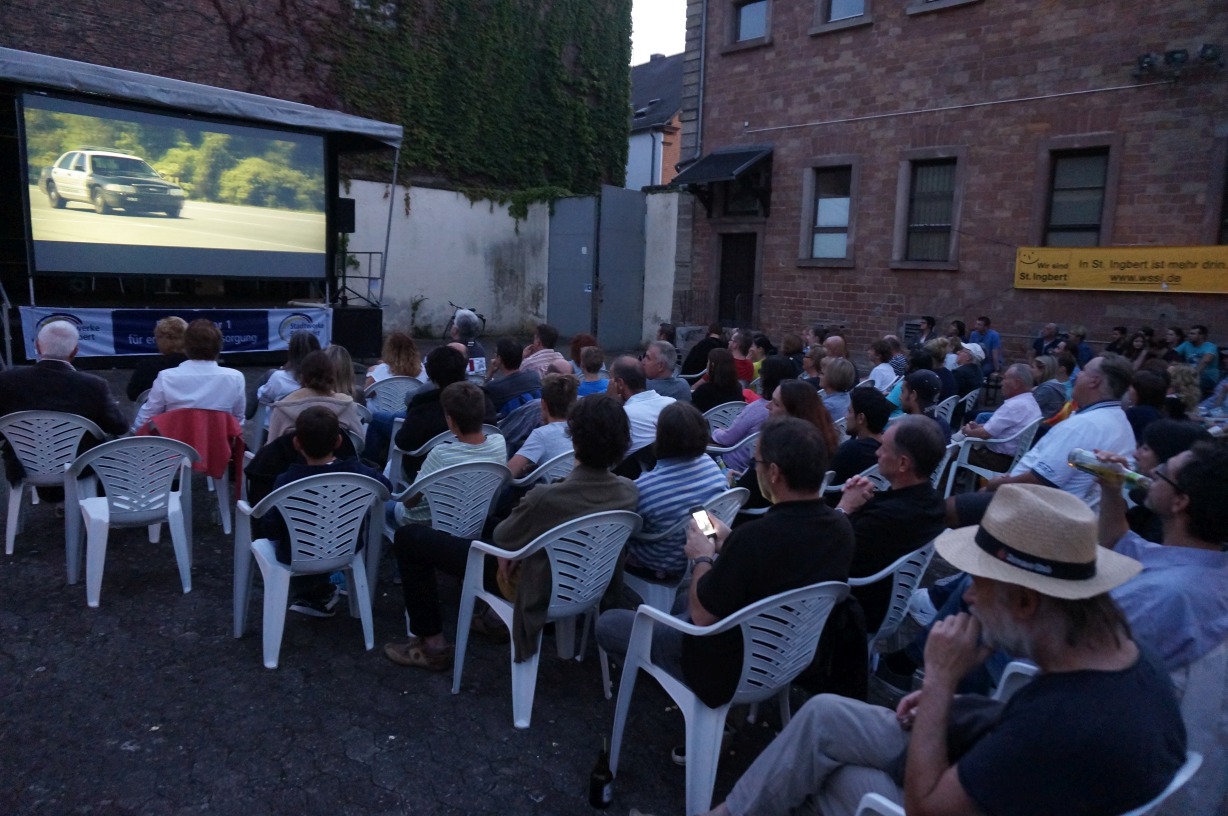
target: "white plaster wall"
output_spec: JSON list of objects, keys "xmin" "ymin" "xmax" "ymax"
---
[
  {"xmin": 642, "ymin": 190, "xmax": 679, "ymax": 342},
  {"xmin": 625, "ymin": 132, "xmax": 658, "ymax": 191},
  {"xmin": 346, "ymin": 180, "xmax": 549, "ymax": 338}
]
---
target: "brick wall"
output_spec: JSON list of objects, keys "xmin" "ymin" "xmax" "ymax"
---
[{"xmin": 682, "ymin": 0, "xmax": 1228, "ymax": 358}]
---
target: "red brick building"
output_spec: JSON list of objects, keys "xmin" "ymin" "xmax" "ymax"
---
[{"xmin": 671, "ymin": 0, "xmax": 1227, "ymax": 356}]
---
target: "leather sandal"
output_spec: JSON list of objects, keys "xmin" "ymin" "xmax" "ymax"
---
[{"xmin": 383, "ymin": 638, "xmax": 453, "ymax": 671}]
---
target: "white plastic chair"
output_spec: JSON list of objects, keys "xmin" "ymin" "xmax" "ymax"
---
[
  {"xmin": 451, "ymin": 509, "xmax": 642, "ymax": 729},
  {"xmin": 959, "ymin": 387, "xmax": 982, "ymax": 419},
  {"xmin": 943, "ymin": 417, "xmax": 1043, "ymax": 498},
  {"xmin": 0, "ymin": 410, "xmax": 105, "ymax": 556},
  {"xmin": 705, "ymin": 431, "xmax": 759, "ymax": 471},
  {"xmin": 703, "ymin": 401, "xmax": 747, "ymax": 433},
  {"xmin": 823, "ymin": 462, "xmax": 890, "ymax": 497},
  {"xmin": 373, "ymin": 460, "xmax": 510, "ymax": 596},
  {"xmin": 932, "ymin": 395, "xmax": 959, "ymax": 427},
  {"xmin": 509, "ymin": 450, "xmax": 575, "ymax": 488},
  {"xmin": 64, "ymin": 437, "xmax": 199, "ymax": 607},
  {"xmin": 848, "ymin": 540, "xmax": 935, "ymax": 669},
  {"xmin": 386, "ymin": 421, "xmax": 503, "ymax": 491},
  {"xmin": 609, "ymin": 581, "xmax": 850, "ymax": 816},
  {"xmin": 622, "ymin": 487, "xmax": 749, "ymax": 614},
  {"xmin": 364, "ymin": 375, "xmax": 424, "ymax": 414},
  {"xmin": 232, "ymin": 472, "xmax": 389, "ymax": 668},
  {"xmin": 992, "ymin": 659, "xmax": 1039, "ymax": 702},
  {"xmin": 930, "ymin": 441, "xmax": 959, "ymax": 491}
]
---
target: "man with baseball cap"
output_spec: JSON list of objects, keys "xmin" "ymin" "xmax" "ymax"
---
[{"xmin": 696, "ymin": 484, "xmax": 1186, "ymax": 816}]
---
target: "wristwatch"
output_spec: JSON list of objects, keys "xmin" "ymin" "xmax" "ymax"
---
[{"xmin": 692, "ymin": 555, "xmax": 717, "ymax": 568}]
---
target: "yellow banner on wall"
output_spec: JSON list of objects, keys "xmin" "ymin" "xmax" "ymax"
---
[{"xmin": 1014, "ymin": 246, "xmax": 1228, "ymax": 293}]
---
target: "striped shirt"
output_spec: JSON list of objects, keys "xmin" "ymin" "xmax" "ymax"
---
[{"xmin": 627, "ymin": 455, "xmax": 729, "ymax": 577}]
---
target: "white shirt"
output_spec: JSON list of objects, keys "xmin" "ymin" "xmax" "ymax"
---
[
  {"xmin": 367, "ymin": 362, "xmax": 429, "ymax": 385},
  {"xmin": 131, "ymin": 359, "xmax": 246, "ymax": 432},
  {"xmin": 517, "ymin": 421, "xmax": 572, "ymax": 468},
  {"xmin": 1011, "ymin": 400, "xmax": 1134, "ymax": 508},
  {"xmin": 867, "ymin": 362, "xmax": 897, "ymax": 392},
  {"xmin": 980, "ymin": 391, "xmax": 1042, "ymax": 455},
  {"xmin": 623, "ymin": 389, "xmax": 675, "ymax": 453},
  {"xmin": 256, "ymin": 368, "xmax": 300, "ymax": 405}
]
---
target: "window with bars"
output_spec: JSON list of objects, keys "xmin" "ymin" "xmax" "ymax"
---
[
  {"xmin": 811, "ymin": 166, "xmax": 852, "ymax": 258},
  {"xmin": 905, "ymin": 159, "xmax": 957, "ymax": 262},
  {"xmin": 1044, "ymin": 148, "xmax": 1109, "ymax": 247}
]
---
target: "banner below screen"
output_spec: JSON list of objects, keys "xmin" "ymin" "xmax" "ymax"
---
[
  {"xmin": 19, "ymin": 307, "xmax": 331, "ymax": 358},
  {"xmin": 1014, "ymin": 246, "xmax": 1228, "ymax": 293}
]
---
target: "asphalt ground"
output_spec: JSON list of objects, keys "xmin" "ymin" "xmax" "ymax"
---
[{"xmin": 0, "ymin": 364, "xmax": 826, "ymax": 816}]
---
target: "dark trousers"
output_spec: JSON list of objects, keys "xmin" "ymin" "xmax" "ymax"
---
[{"xmin": 394, "ymin": 523, "xmax": 499, "ymax": 638}]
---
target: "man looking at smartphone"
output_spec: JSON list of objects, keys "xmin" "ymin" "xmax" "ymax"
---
[{"xmin": 597, "ymin": 416, "xmax": 853, "ymax": 707}]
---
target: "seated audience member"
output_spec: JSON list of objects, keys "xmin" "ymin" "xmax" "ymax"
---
[
  {"xmin": 885, "ymin": 350, "xmax": 935, "ymax": 415},
  {"xmin": 1054, "ymin": 351, "xmax": 1078, "ymax": 401},
  {"xmin": 899, "ymin": 370, "xmax": 951, "ymax": 443},
  {"xmin": 385, "ymin": 394, "xmax": 637, "ymax": 670},
  {"xmin": 253, "ymin": 330, "xmax": 320, "ymax": 415},
  {"xmin": 1165, "ymin": 363, "xmax": 1201, "ymax": 420},
  {"xmin": 0, "ymin": 320, "xmax": 128, "ymax": 499},
  {"xmin": 267, "ymin": 350, "xmax": 365, "ymax": 442},
  {"xmin": 484, "ymin": 337, "xmax": 542, "ymax": 418},
  {"xmin": 1127, "ymin": 329, "xmax": 1152, "ymax": 370},
  {"xmin": 885, "ymin": 335, "xmax": 908, "ymax": 377},
  {"xmin": 691, "ymin": 348, "xmax": 744, "ymax": 414},
  {"xmin": 728, "ymin": 329, "xmax": 756, "ymax": 385},
  {"xmin": 1125, "ymin": 368, "xmax": 1167, "ymax": 442},
  {"xmin": 609, "ymin": 355, "xmax": 675, "ymax": 456},
  {"xmin": 957, "ymin": 363, "xmax": 1041, "ymax": 472},
  {"xmin": 1030, "ymin": 321, "xmax": 1063, "ymax": 359},
  {"xmin": 568, "ymin": 333, "xmax": 599, "ymax": 377},
  {"xmin": 681, "ymin": 323, "xmax": 726, "ymax": 377},
  {"xmin": 126, "ymin": 316, "xmax": 188, "ymax": 401},
  {"xmin": 325, "ymin": 344, "xmax": 364, "ymax": 404},
  {"xmin": 1104, "ymin": 325, "xmax": 1130, "ymax": 356},
  {"xmin": 1124, "ymin": 419, "xmax": 1212, "ymax": 543},
  {"xmin": 952, "ymin": 342, "xmax": 985, "ymax": 397},
  {"xmin": 967, "ymin": 315, "xmax": 1002, "ymax": 376},
  {"xmin": 597, "ymin": 417, "xmax": 853, "ymax": 708},
  {"xmin": 801, "ymin": 345, "xmax": 826, "ymax": 387},
  {"xmin": 261, "ymin": 407, "xmax": 392, "ymax": 618},
  {"xmin": 780, "ymin": 333, "xmax": 805, "ymax": 377},
  {"xmin": 656, "ymin": 322, "xmax": 676, "ymax": 346},
  {"xmin": 924, "ymin": 338, "xmax": 958, "ymax": 402},
  {"xmin": 576, "ymin": 345, "xmax": 609, "ymax": 397},
  {"xmin": 864, "ymin": 339, "xmax": 897, "ymax": 392},
  {"xmin": 1030, "ymin": 354, "xmax": 1067, "ymax": 420},
  {"xmin": 738, "ymin": 380, "xmax": 840, "ymax": 508},
  {"xmin": 836, "ymin": 416, "xmax": 947, "ymax": 632},
  {"xmin": 947, "ymin": 353, "xmax": 1136, "ymax": 528},
  {"xmin": 643, "ymin": 340, "xmax": 691, "ymax": 403},
  {"xmin": 365, "ymin": 332, "xmax": 427, "ymax": 389},
  {"xmin": 944, "ymin": 319, "xmax": 965, "ymax": 344},
  {"xmin": 131, "ymin": 318, "xmax": 246, "ymax": 433},
  {"xmin": 700, "ymin": 483, "xmax": 1186, "ymax": 816},
  {"xmin": 823, "ymin": 332, "xmax": 859, "ymax": 381},
  {"xmin": 748, "ymin": 333, "xmax": 775, "ymax": 381},
  {"xmin": 390, "ymin": 382, "xmax": 506, "ymax": 528},
  {"xmin": 394, "ymin": 346, "xmax": 498, "ymax": 481},
  {"xmin": 908, "ymin": 316, "xmax": 937, "ymax": 351},
  {"xmin": 711, "ymin": 357, "xmax": 796, "ymax": 474},
  {"xmin": 1175, "ymin": 323, "xmax": 1219, "ymax": 395},
  {"xmin": 625, "ymin": 403, "xmax": 728, "ymax": 581},
  {"xmin": 830, "ymin": 386, "xmax": 891, "ymax": 487},
  {"xmin": 818, "ymin": 357, "xmax": 856, "ymax": 420},
  {"xmin": 1067, "ymin": 324, "xmax": 1094, "ymax": 367},
  {"xmin": 506, "ymin": 373, "xmax": 576, "ymax": 479},
  {"xmin": 520, "ymin": 323, "xmax": 572, "ymax": 377},
  {"xmin": 449, "ymin": 308, "xmax": 487, "ymax": 370}
]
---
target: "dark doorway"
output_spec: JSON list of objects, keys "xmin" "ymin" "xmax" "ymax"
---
[{"xmin": 717, "ymin": 232, "xmax": 757, "ymax": 326}]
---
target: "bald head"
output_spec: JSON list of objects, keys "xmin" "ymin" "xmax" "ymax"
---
[{"xmin": 823, "ymin": 335, "xmax": 847, "ymax": 358}]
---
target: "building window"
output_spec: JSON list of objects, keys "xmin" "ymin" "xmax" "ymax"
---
[
  {"xmin": 826, "ymin": 0, "xmax": 865, "ymax": 22},
  {"xmin": 736, "ymin": 1, "xmax": 768, "ymax": 41},
  {"xmin": 1043, "ymin": 148, "xmax": 1109, "ymax": 247},
  {"xmin": 812, "ymin": 167, "xmax": 852, "ymax": 258},
  {"xmin": 904, "ymin": 159, "xmax": 957, "ymax": 262}
]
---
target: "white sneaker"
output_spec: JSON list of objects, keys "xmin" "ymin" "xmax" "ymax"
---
[{"xmin": 906, "ymin": 588, "xmax": 938, "ymax": 627}]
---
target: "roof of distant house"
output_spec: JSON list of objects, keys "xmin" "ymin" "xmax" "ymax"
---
[{"xmin": 629, "ymin": 52, "xmax": 684, "ymax": 134}]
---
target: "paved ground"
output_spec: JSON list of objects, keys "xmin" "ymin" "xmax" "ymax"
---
[{"xmin": 1, "ymin": 365, "xmax": 817, "ymax": 816}]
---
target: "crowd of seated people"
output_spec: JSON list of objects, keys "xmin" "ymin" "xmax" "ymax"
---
[{"xmin": 6, "ymin": 308, "xmax": 1225, "ymax": 816}]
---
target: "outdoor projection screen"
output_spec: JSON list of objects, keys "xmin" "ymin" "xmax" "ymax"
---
[{"xmin": 21, "ymin": 93, "xmax": 328, "ymax": 279}]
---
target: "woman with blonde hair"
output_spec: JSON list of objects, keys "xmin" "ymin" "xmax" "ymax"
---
[
  {"xmin": 126, "ymin": 315, "xmax": 188, "ymax": 401},
  {"xmin": 1030, "ymin": 354, "xmax": 1066, "ymax": 420},
  {"xmin": 366, "ymin": 331, "xmax": 426, "ymax": 387},
  {"xmin": 1165, "ymin": 364, "xmax": 1201, "ymax": 420},
  {"xmin": 325, "ymin": 344, "xmax": 363, "ymax": 403}
]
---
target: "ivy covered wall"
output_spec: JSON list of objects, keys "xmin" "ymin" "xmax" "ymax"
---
[{"xmin": 333, "ymin": 0, "xmax": 633, "ymax": 197}]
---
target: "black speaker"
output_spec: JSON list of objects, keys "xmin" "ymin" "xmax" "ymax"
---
[
  {"xmin": 332, "ymin": 306, "xmax": 382, "ymax": 358},
  {"xmin": 335, "ymin": 197, "xmax": 356, "ymax": 234}
]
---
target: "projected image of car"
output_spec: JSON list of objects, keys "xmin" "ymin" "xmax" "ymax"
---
[{"xmin": 40, "ymin": 149, "xmax": 185, "ymax": 217}]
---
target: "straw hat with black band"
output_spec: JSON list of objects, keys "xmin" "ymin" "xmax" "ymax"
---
[{"xmin": 935, "ymin": 483, "xmax": 1141, "ymax": 600}]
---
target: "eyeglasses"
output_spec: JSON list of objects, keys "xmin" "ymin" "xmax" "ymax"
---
[{"xmin": 1153, "ymin": 463, "xmax": 1183, "ymax": 493}]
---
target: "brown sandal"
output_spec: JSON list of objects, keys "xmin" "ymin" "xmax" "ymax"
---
[{"xmin": 383, "ymin": 638, "xmax": 453, "ymax": 671}]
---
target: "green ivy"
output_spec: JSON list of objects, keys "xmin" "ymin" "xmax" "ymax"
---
[{"xmin": 331, "ymin": 0, "xmax": 632, "ymax": 206}]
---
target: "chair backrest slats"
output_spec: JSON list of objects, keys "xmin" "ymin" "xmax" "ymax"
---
[
  {"xmin": 364, "ymin": 376, "xmax": 424, "ymax": 414},
  {"xmin": 0, "ymin": 411, "xmax": 105, "ymax": 485}
]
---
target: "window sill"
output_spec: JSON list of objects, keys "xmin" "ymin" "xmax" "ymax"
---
[
  {"xmin": 720, "ymin": 36, "xmax": 773, "ymax": 55},
  {"xmin": 797, "ymin": 257, "xmax": 855, "ymax": 268},
  {"xmin": 905, "ymin": 0, "xmax": 982, "ymax": 15},
  {"xmin": 809, "ymin": 16, "xmax": 873, "ymax": 36},
  {"xmin": 889, "ymin": 260, "xmax": 959, "ymax": 271}
]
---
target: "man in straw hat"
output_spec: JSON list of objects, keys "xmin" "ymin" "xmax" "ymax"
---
[{"xmin": 696, "ymin": 484, "xmax": 1186, "ymax": 816}]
